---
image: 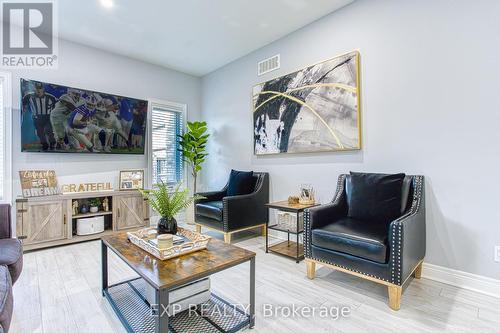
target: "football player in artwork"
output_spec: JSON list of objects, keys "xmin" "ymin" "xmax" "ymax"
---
[
  {"xmin": 66, "ymin": 95, "xmax": 106, "ymax": 152},
  {"xmin": 94, "ymin": 95, "xmax": 131, "ymax": 152},
  {"xmin": 117, "ymin": 96, "xmax": 134, "ymax": 148},
  {"xmin": 50, "ymin": 88, "xmax": 86, "ymax": 150},
  {"xmin": 21, "ymin": 82, "xmax": 57, "ymax": 151}
]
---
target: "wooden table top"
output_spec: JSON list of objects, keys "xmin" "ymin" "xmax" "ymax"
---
[
  {"xmin": 265, "ymin": 200, "xmax": 320, "ymax": 212},
  {"xmin": 102, "ymin": 232, "xmax": 255, "ymax": 290}
]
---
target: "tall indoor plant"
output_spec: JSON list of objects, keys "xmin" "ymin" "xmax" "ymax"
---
[
  {"xmin": 177, "ymin": 121, "xmax": 209, "ymax": 193},
  {"xmin": 140, "ymin": 182, "xmax": 202, "ymax": 234},
  {"xmin": 177, "ymin": 121, "xmax": 209, "ymax": 224}
]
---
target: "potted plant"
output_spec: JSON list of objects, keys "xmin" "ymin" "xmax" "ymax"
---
[
  {"xmin": 140, "ymin": 182, "xmax": 202, "ymax": 235},
  {"xmin": 88, "ymin": 198, "xmax": 101, "ymax": 213},
  {"xmin": 177, "ymin": 121, "xmax": 209, "ymax": 223}
]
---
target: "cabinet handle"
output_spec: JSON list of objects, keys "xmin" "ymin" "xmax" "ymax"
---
[
  {"xmin": 63, "ymin": 214, "xmax": 66, "ymax": 225},
  {"xmin": 117, "ymin": 208, "xmax": 120, "ymax": 218}
]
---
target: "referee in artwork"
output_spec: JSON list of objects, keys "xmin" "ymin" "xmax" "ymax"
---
[{"xmin": 22, "ymin": 81, "xmax": 57, "ymax": 151}]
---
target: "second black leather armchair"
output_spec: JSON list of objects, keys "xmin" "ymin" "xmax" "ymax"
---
[{"xmin": 195, "ymin": 172, "xmax": 269, "ymax": 243}]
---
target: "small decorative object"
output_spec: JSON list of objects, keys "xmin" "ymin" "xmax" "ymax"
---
[
  {"xmin": 60, "ymin": 182, "xmax": 113, "ymax": 193},
  {"xmin": 19, "ymin": 170, "xmax": 59, "ymax": 197},
  {"xmin": 88, "ymin": 198, "xmax": 101, "ymax": 213},
  {"xmin": 157, "ymin": 234, "xmax": 173, "ymax": 249},
  {"xmin": 253, "ymin": 50, "xmax": 361, "ymax": 155},
  {"xmin": 119, "ymin": 170, "xmax": 144, "ymax": 190},
  {"xmin": 140, "ymin": 182, "xmax": 203, "ymax": 235},
  {"xmin": 138, "ymin": 228, "xmax": 157, "ymax": 240},
  {"xmin": 72, "ymin": 200, "xmax": 79, "ymax": 215},
  {"xmin": 299, "ymin": 184, "xmax": 315, "ymax": 205},
  {"xmin": 80, "ymin": 204, "xmax": 89, "ymax": 214},
  {"xmin": 128, "ymin": 227, "xmax": 210, "ymax": 260},
  {"xmin": 102, "ymin": 197, "xmax": 109, "ymax": 212},
  {"xmin": 288, "ymin": 196, "xmax": 299, "ymax": 204}
]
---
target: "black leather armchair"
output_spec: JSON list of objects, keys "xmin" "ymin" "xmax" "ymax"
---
[
  {"xmin": 195, "ymin": 172, "xmax": 269, "ymax": 243},
  {"xmin": 304, "ymin": 174, "xmax": 425, "ymax": 310}
]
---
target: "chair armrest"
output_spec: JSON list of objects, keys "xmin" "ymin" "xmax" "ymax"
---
[
  {"xmin": 304, "ymin": 175, "xmax": 347, "ymax": 258},
  {"xmin": 195, "ymin": 189, "xmax": 227, "ymax": 204},
  {"xmin": 223, "ymin": 174, "xmax": 269, "ymax": 232},
  {"xmin": 388, "ymin": 176, "xmax": 425, "ymax": 285},
  {"xmin": 306, "ymin": 203, "xmax": 346, "ymax": 230}
]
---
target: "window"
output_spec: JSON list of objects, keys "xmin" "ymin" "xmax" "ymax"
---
[
  {"xmin": 0, "ymin": 72, "xmax": 11, "ymax": 203},
  {"xmin": 149, "ymin": 101, "xmax": 185, "ymax": 187}
]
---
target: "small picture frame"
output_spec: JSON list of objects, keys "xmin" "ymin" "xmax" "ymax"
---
[{"xmin": 119, "ymin": 170, "xmax": 144, "ymax": 191}]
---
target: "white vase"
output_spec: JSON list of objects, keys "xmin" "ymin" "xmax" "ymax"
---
[{"xmin": 90, "ymin": 206, "xmax": 99, "ymax": 213}]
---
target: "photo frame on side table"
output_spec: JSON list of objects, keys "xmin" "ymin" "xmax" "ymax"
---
[{"xmin": 119, "ymin": 170, "xmax": 144, "ymax": 190}]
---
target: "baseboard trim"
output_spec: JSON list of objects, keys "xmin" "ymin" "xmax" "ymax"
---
[
  {"xmin": 422, "ymin": 263, "xmax": 500, "ymax": 299},
  {"xmin": 268, "ymin": 233, "xmax": 500, "ymax": 298}
]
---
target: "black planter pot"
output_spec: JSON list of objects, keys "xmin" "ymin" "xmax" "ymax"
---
[{"xmin": 157, "ymin": 216, "xmax": 177, "ymax": 235}]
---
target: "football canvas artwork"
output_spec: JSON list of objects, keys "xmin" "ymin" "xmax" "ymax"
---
[{"xmin": 21, "ymin": 78, "xmax": 148, "ymax": 154}]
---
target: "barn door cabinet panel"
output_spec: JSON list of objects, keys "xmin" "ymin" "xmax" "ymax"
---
[
  {"xmin": 115, "ymin": 194, "xmax": 148, "ymax": 230},
  {"xmin": 16, "ymin": 200, "xmax": 66, "ymax": 245}
]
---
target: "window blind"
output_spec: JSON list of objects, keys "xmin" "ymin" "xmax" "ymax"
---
[{"xmin": 151, "ymin": 104, "xmax": 183, "ymax": 186}]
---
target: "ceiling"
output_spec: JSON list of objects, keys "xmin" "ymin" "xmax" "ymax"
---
[{"xmin": 57, "ymin": 0, "xmax": 354, "ymax": 76}]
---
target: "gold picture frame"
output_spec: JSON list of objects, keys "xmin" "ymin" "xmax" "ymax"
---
[
  {"xmin": 252, "ymin": 50, "xmax": 361, "ymax": 155},
  {"xmin": 119, "ymin": 170, "xmax": 144, "ymax": 191}
]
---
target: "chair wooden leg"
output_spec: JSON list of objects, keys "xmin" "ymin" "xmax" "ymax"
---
[
  {"xmin": 388, "ymin": 285, "xmax": 402, "ymax": 311},
  {"xmin": 306, "ymin": 260, "xmax": 316, "ymax": 279},
  {"xmin": 413, "ymin": 262, "xmax": 423, "ymax": 279},
  {"xmin": 261, "ymin": 224, "xmax": 266, "ymax": 236},
  {"xmin": 195, "ymin": 225, "xmax": 201, "ymax": 233},
  {"xmin": 224, "ymin": 233, "xmax": 231, "ymax": 244}
]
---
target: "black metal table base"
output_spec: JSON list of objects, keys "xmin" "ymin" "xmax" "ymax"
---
[
  {"xmin": 266, "ymin": 210, "xmax": 303, "ymax": 263},
  {"xmin": 104, "ymin": 278, "xmax": 250, "ymax": 333}
]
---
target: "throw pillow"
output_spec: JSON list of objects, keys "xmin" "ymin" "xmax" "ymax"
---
[
  {"xmin": 347, "ymin": 172, "xmax": 405, "ymax": 222},
  {"xmin": 227, "ymin": 170, "xmax": 254, "ymax": 196}
]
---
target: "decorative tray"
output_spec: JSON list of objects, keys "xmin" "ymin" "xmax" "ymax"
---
[{"xmin": 127, "ymin": 227, "xmax": 210, "ymax": 260}]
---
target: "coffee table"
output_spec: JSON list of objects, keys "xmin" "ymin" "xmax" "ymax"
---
[{"xmin": 101, "ymin": 232, "xmax": 256, "ymax": 333}]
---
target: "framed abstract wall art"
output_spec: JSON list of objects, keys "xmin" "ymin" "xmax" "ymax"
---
[{"xmin": 253, "ymin": 50, "xmax": 361, "ymax": 155}]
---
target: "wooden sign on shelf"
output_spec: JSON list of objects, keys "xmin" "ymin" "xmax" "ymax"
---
[
  {"xmin": 19, "ymin": 170, "xmax": 59, "ymax": 198},
  {"xmin": 60, "ymin": 182, "xmax": 113, "ymax": 194}
]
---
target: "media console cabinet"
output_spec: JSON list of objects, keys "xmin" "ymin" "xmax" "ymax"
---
[{"xmin": 15, "ymin": 190, "xmax": 150, "ymax": 251}]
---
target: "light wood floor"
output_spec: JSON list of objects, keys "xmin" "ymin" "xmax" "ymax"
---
[{"xmin": 10, "ymin": 228, "xmax": 500, "ymax": 333}]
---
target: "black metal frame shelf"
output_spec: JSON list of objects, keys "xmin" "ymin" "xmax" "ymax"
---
[
  {"xmin": 104, "ymin": 278, "xmax": 250, "ymax": 333},
  {"xmin": 265, "ymin": 201, "xmax": 319, "ymax": 263}
]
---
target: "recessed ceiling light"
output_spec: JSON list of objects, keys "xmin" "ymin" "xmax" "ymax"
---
[{"xmin": 100, "ymin": 0, "xmax": 114, "ymax": 9}]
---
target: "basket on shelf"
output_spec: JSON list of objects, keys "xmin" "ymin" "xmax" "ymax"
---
[{"xmin": 276, "ymin": 212, "xmax": 303, "ymax": 233}]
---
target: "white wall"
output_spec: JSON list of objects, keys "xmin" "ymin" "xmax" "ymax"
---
[
  {"xmin": 10, "ymin": 39, "xmax": 201, "ymax": 198},
  {"xmin": 200, "ymin": 0, "xmax": 500, "ymax": 279}
]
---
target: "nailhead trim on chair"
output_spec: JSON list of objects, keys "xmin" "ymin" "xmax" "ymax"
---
[
  {"xmin": 305, "ymin": 174, "xmax": 424, "ymax": 285},
  {"xmin": 390, "ymin": 176, "xmax": 424, "ymax": 284}
]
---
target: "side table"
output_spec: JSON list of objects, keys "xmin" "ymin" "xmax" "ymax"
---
[{"xmin": 265, "ymin": 200, "xmax": 319, "ymax": 263}]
